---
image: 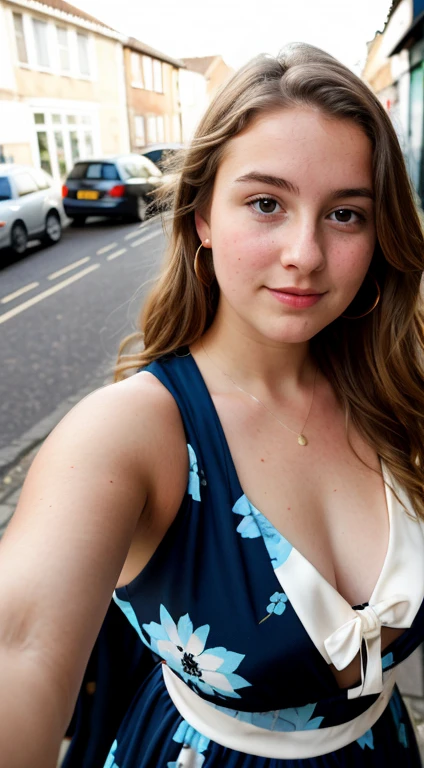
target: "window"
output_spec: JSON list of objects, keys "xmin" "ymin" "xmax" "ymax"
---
[
  {"xmin": 84, "ymin": 132, "xmax": 94, "ymax": 157},
  {"xmin": 32, "ymin": 19, "xmax": 50, "ymax": 68},
  {"xmin": 147, "ymin": 115, "xmax": 157, "ymax": 143},
  {"xmin": 57, "ymin": 26, "xmax": 70, "ymax": 71},
  {"xmin": 134, "ymin": 116, "xmax": 145, "ymax": 146},
  {"xmin": 33, "ymin": 113, "xmax": 45, "ymax": 125},
  {"xmin": 0, "ymin": 177, "xmax": 12, "ymax": 201},
  {"xmin": 70, "ymin": 130, "xmax": 80, "ymax": 162},
  {"xmin": 153, "ymin": 59, "xmax": 163, "ymax": 93},
  {"xmin": 14, "ymin": 172, "xmax": 38, "ymax": 196},
  {"xmin": 69, "ymin": 163, "xmax": 119, "ymax": 181},
  {"xmin": 121, "ymin": 156, "xmax": 161, "ymax": 180},
  {"xmin": 54, "ymin": 131, "xmax": 67, "ymax": 177},
  {"xmin": 131, "ymin": 52, "xmax": 143, "ymax": 86},
  {"xmin": 13, "ymin": 13, "xmax": 28, "ymax": 64},
  {"xmin": 77, "ymin": 32, "xmax": 90, "ymax": 76},
  {"xmin": 36, "ymin": 132, "xmax": 52, "ymax": 174},
  {"xmin": 156, "ymin": 116, "xmax": 165, "ymax": 142},
  {"xmin": 52, "ymin": 114, "xmax": 62, "ymax": 125},
  {"xmin": 142, "ymin": 56, "xmax": 153, "ymax": 90}
]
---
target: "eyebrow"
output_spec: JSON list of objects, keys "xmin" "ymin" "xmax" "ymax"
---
[{"xmin": 235, "ymin": 172, "xmax": 374, "ymax": 201}]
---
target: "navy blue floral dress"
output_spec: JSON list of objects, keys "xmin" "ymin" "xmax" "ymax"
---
[{"xmin": 103, "ymin": 351, "xmax": 424, "ymax": 767}]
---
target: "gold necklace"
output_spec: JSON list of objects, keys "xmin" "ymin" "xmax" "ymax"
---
[{"xmin": 200, "ymin": 341, "xmax": 318, "ymax": 447}]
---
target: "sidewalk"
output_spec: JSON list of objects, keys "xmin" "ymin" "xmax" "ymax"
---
[{"xmin": 1, "ymin": 443, "xmax": 424, "ymax": 764}]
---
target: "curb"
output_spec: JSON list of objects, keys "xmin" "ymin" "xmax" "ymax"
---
[{"xmin": 0, "ymin": 360, "xmax": 114, "ymax": 494}]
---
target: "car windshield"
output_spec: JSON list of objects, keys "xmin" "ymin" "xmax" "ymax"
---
[
  {"xmin": 68, "ymin": 163, "xmax": 120, "ymax": 181},
  {"xmin": 0, "ymin": 177, "xmax": 12, "ymax": 201}
]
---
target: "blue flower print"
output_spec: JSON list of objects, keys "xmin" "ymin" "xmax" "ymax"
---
[
  {"xmin": 382, "ymin": 651, "xmax": 394, "ymax": 670},
  {"xmin": 357, "ymin": 729, "xmax": 374, "ymax": 750},
  {"xmin": 167, "ymin": 719, "xmax": 210, "ymax": 767},
  {"xmin": 233, "ymin": 495, "xmax": 293, "ymax": 568},
  {"xmin": 259, "ymin": 592, "xmax": 288, "ymax": 624},
  {"xmin": 389, "ymin": 688, "xmax": 409, "ymax": 748},
  {"xmin": 104, "ymin": 739, "xmax": 120, "ymax": 768},
  {"xmin": 187, "ymin": 444, "xmax": 201, "ymax": 501},
  {"xmin": 212, "ymin": 701, "xmax": 324, "ymax": 732},
  {"xmin": 142, "ymin": 605, "xmax": 251, "ymax": 699}
]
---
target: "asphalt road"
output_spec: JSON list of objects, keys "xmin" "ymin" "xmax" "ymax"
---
[{"xmin": 0, "ymin": 215, "xmax": 166, "ymax": 469}]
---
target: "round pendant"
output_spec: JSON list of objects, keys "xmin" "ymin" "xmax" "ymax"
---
[{"xmin": 297, "ymin": 434, "xmax": 308, "ymax": 446}]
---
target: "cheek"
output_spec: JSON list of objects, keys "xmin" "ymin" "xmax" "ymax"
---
[
  {"xmin": 330, "ymin": 239, "xmax": 375, "ymax": 285},
  {"xmin": 213, "ymin": 229, "xmax": 275, "ymax": 283}
]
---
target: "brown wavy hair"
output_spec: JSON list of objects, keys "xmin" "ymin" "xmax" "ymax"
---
[{"xmin": 115, "ymin": 42, "xmax": 424, "ymax": 518}]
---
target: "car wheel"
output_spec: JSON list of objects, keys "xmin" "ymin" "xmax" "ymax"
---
[
  {"xmin": 70, "ymin": 216, "xmax": 86, "ymax": 226},
  {"xmin": 43, "ymin": 210, "xmax": 62, "ymax": 245},
  {"xmin": 10, "ymin": 221, "xmax": 28, "ymax": 256}
]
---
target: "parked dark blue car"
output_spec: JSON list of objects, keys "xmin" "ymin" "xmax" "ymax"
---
[{"xmin": 62, "ymin": 154, "xmax": 164, "ymax": 224}]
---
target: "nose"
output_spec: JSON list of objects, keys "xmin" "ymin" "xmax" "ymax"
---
[{"xmin": 279, "ymin": 217, "xmax": 325, "ymax": 274}]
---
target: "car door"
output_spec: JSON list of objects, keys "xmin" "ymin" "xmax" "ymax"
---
[
  {"xmin": 0, "ymin": 176, "xmax": 13, "ymax": 249},
  {"xmin": 12, "ymin": 170, "xmax": 43, "ymax": 236}
]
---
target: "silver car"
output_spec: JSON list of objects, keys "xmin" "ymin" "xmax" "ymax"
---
[{"xmin": 0, "ymin": 164, "xmax": 64, "ymax": 256}]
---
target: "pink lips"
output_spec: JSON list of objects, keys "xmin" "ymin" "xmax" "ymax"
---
[{"xmin": 267, "ymin": 287, "xmax": 324, "ymax": 308}]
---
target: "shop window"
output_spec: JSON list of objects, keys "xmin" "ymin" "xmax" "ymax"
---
[
  {"xmin": 32, "ymin": 19, "xmax": 50, "ymax": 68},
  {"xmin": 57, "ymin": 26, "xmax": 70, "ymax": 71},
  {"xmin": 36, "ymin": 132, "xmax": 52, "ymax": 174},
  {"xmin": 54, "ymin": 131, "xmax": 67, "ymax": 177},
  {"xmin": 13, "ymin": 13, "xmax": 28, "ymax": 64},
  {"xmin": 77, "ymin": 32, "xmax": 90, "ymax": 76},
  {"xmin": 70, "ymin": 130, "xmax": 80, "ymax": 162}
]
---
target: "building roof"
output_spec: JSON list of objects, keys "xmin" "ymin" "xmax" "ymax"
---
[
  {"xmin": 181, "ymin": 56, "xmax": 220, "ymax": 76},
  {"xmin": 8, "ymin": 0, "xmax": 119, "ymax": 31},
  {"xmin": 126, "ymin": 36, "xmax": 185, "ymax": 68}
]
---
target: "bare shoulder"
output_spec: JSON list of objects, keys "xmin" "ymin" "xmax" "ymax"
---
[{"xmin": 38, "ymin": 369, "xmax": 185, "ymax": 477}]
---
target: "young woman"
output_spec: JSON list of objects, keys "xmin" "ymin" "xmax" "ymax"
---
[{"xmin": 1, "ymin": 42, "xmax": 424, "ymax": 768}]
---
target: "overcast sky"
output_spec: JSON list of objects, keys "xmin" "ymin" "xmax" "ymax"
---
[{"xmin": 71, "ymin": 0, "xmax": 393, "ymax": 73}]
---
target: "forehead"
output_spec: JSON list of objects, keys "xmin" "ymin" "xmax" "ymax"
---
[{"xmin": 216, "ymin": 107, "xmax": 373, "ymax": 189}]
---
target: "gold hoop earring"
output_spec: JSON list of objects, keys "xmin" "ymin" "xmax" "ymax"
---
[
  {"xmin": 341, "ymin": 275, "xmax": 381, "ymax": 320},
  {"xmin": 194, "ymin": 240, "xmax": 213, "ymax": 287}
]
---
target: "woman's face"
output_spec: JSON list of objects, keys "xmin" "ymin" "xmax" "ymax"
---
[{"xmin": 196, "ymin": 107, "xmax": 377, "ymax": 344}]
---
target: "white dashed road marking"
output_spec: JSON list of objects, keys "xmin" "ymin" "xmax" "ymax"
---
[
  {"xmin": 1, "ymin": 282, "xmax": 39, "ymax": 304},
  {"xmin": 0, "ymin": 264, "xmax": 100, "ymax": 325},
  {"xmin": 130, "ymin": 230, "xmax": 162, "ymax": 248},
  {"xmin": 106, "ymin": 248, "xmax": 127, "ymax": 261},
  {"xmin": 96, "ymin": 242, "xmax": 117, "ymax": 255},
  {"xmin": 48, "ymin": 257, "xmax": 90, "ymax": 281}
]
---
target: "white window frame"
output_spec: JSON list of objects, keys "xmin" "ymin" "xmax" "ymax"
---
[
  {"xmin": 10, "ymin": 10, "xmax": 96, "ymax": 81},
  {"xmin": 31, "ymin": 107, "xmax": 100, "ymax": 182},
  {"xmin": 13, "ymin": 12, "xmax": 28, "ymax": 64}
]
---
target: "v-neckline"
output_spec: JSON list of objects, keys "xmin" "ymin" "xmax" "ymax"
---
[
  {"xmin": 185, "ymin": 349, "xmax": 424, "ymax": 698},
  {"xmin": 186, "ymin": 350, "xmax": 391, "ymax": 610}
]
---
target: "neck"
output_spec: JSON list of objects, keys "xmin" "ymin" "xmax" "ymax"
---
[{"xmin": 198, "ymin": 315, "xmax": 315, "ymax": 401}]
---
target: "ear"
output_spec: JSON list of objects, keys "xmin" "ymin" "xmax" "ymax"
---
[{"xmin": 194, "ymin": 210, "xmax": 212, "ymax": 246}]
